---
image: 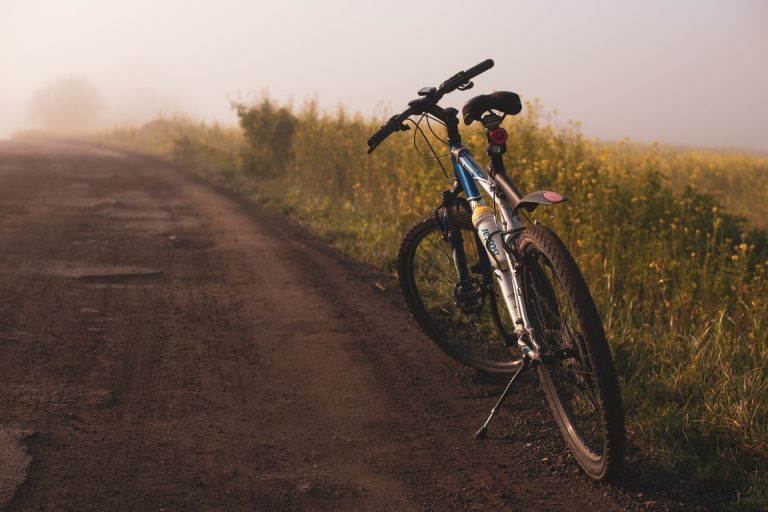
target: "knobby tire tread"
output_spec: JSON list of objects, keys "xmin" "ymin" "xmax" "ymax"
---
[{"xmin": 517, "ymin": 225, "xmax": 625, "ymax": 481}]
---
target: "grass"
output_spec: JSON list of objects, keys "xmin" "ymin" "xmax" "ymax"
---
[{"xmin": 85, "ymin": 99, "xmax": 768, "ymax": 510}]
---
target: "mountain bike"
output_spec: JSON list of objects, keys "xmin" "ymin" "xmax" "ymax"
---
[{"xmin": 367, "ymin": 59, "xmax": 625, "ymax": 481}]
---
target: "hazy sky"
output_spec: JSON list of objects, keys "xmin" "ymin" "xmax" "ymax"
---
[{"xmin": 1, "ymin": 0, "xmax": 767, "ymax": 151}]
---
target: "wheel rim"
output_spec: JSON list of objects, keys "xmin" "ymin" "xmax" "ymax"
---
[
  {"xmin": 522, "ymin": 250, "xmax": 606, "ymax": 462},
  {"xmin": 409, "ymin": 221, "xmax": 519, "ymax": 368}
]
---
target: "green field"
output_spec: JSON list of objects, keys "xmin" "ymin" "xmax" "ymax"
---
[{"xmin": 84, "ymin": 99, "xmax": 768, "ymax": 510}]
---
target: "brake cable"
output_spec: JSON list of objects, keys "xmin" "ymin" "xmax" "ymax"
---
[
  {"xmin": 425, "ymin": 114, "xmax": 449, "ymax": 145},
  {"xmin": 406, "ymin": 115, "xmax": 451, "ymax": 182}
]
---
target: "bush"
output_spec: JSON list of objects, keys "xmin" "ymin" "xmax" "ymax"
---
[{"xmin": 234, "ymin": 99, "xmax": 297, "ymax": 177}]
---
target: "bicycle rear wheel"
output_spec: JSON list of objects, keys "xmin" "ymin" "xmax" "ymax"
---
[
  {"xmin": 398, "ymin": 211, "xmax": 521, "ymax": 376},
  {"xmin": 516, "ymin": 225, "xmax": 624, "ymax": 480}
]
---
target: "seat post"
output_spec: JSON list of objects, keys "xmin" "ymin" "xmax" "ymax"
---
[
  {"xmin": 483, "ymin": 117, "xmax": 525, "ymax": 205},
  {"xmin": 482, "ymin": 114, "xmax": 508, "ymax": 175},
  {"xmin": 487, "ymin": 142, "xmax": 507, "ymax": 175}
]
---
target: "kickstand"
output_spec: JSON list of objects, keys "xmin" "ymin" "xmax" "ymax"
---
[{"xmin": 474, "ymin": 357, "xmax": 530, "ymax": 439}]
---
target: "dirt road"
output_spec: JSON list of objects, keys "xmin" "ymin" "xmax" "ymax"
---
[{"xmin": 0, "ymin": 140, "xmax": 702, "ymax": 511}]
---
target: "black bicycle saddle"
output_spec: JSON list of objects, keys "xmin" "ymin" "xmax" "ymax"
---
[{"xmin": 461, "ymin": 91, "xmax": 522, "ymax": 125}]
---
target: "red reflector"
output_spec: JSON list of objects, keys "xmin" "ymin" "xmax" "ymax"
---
[
  {"xmin": 543, "ymin": 191, "xmax": 564, "ymax": 202},
  {"xmin": 490, "ymin": 127, "xmax": 508, "ymax": 145}
]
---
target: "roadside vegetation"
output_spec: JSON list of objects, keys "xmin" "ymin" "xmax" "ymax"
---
[{"xmin": 86, "ymin": 99, "xmax": 768, "ymax": 510}]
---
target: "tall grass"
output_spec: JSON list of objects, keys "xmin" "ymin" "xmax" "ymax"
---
[{"xmin": 89, "ymin": 100, "xmax": 768, "ymax": 509}]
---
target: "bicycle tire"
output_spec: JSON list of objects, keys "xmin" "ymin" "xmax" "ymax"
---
[
  {"xmin": 398, "ymin": 211, "xmax": 521, "ymax": 376},
  {"xmin": 516, "ymin": 225, "xmax": 624, "ymax": 480}
]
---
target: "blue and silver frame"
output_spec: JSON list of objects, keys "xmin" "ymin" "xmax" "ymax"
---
[{"xmin": 450, "ymin": 144, "xmax": 490, "ymax": 206}]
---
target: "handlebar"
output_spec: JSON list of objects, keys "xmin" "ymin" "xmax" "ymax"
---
[
  {"xmin": 437, "ymin": 58, "xmax": 494, "ymax": 96},
  {"xmin": 367, "ymin": 59, "xmax": 494, "ymax": 153}
]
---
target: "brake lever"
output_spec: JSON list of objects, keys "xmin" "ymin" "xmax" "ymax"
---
[
  {"xmin": 457, "ymin": 81, "xmax": 474, "ymax": 91},
  {"xmin": 382, "ymin": 115, "xmax": 410, "ymax": 131}
]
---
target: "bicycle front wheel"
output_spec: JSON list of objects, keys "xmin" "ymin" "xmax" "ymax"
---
[
  {"xmin": 398, "ymin": 211, "xmax": 521, "ymax": 376},
  {"xmin": 516, "ymin": 225, "xmax": 625, "ymax": 480}
]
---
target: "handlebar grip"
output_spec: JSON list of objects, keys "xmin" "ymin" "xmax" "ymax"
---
[
  {"xmin": 367, "ymin": 127, "xmax": 390, "ymax": 153},
  {"xmin": 465, "ymin": 59, "xmax": 494, "ymax": 80},
  {"xmin": 437, "ymin": 59, "xmax": 495, "ymax": 95},
  {"xmin": 367, "ymin": 115, "xmax": 399, "ymax": 153}
]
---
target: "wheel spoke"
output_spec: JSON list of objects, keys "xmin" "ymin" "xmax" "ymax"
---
[
  {"xmin": 524, "ymin": 251, "xmax": 606, "ymax": 458},
  {"xmin": 404, "ymin": 216, "xmax": 519, "ymax": 371}
]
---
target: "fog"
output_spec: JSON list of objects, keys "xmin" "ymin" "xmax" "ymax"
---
[
  {"xmin": 25, "ymin": 76, "xmax": 103, "ymax": 131},
  {"xmin": 18, "ymin": 76, "xmax": 184, "ymax": 133},
  {"xmin": 1, "ymin": 0, "xmax": 767, "ymax": 151}
]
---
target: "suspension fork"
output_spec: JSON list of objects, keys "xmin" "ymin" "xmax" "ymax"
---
[{"xmin": 439, "ymin": 184, "xmax": 476, "ymax": 284}]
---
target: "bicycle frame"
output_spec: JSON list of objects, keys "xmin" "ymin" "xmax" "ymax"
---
[{"xmin": 446, "ymin": 142, "xmax": 541, "ymax": 357}]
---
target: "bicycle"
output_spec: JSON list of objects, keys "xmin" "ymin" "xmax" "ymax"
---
[{"xmin": 367, "ymin": 59, "xmax": 625, "ymax": 481}]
